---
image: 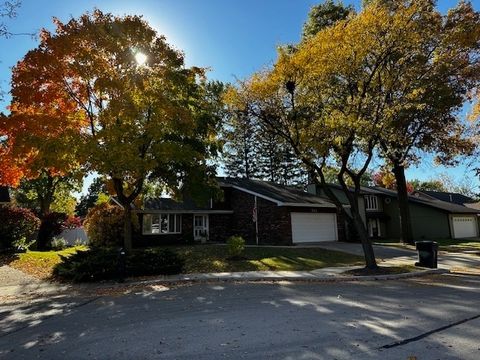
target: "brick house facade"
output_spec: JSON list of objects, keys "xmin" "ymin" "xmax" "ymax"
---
[{"xmin": 134, "ymin": 178, "xmax": 342, "ymax": 247}]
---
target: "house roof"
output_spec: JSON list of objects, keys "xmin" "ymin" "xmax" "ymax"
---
[
  {"xmin": 143, "ymin": 197, "xmax": 209, "ymax": 211},
  {"xmin": 416, "ymin": 190, "xmax": 477, "ymax": 205},
  {"xmin": 0, "ymin": 186, "xmax": 10, "ymax": 203},
  {"xmin": 218, "ymin": 177, "xmax": 335, "ymax": 208},
  {"xmin": 367, "ymin": 186, "xmax": 480, "ymax": 215}
]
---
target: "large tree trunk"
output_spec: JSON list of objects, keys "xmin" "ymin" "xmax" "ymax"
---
[
  {"xmin": 123, "ymin": 205, "xmax": 133, "ymax": 252},
  {"xmin": 352, "ymin": 213, "xmax": 377, "ymax": 269},
  {"xmin": 392, "ymin": 163, "xmax": 414, "ymax": 244},
  {"xmin": 36, "ymin": 184, "xmax": 55, "ymax": 251}
]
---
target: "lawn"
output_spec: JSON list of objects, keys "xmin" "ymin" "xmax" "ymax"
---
[
  {"xmin": 1, "ymin": 244, "xmax": 364, "ymax": 280},
  {"xmin": 1, "ymin": 246, "xmax": 87, "ymax": 279},
  {"xmin": 169, "ymin": 245, "xmax": 364, "ymax": 273},
  {"xmin": 374, "ymin": 238, "xmax": 480, "ymax": 253}
]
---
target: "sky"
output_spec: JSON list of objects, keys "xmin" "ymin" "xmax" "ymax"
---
[{"xmin": 1, "ymin": 0, "xmax": 479, "ymax": 194}]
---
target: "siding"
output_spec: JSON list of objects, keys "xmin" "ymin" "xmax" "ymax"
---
[{"xmin": 383, "ymin": 198, "xmax": 451, "ymax": 240}]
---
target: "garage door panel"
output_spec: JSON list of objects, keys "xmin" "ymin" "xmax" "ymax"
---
[
  {"xmin": 291, "ymin": 212, "xmax": 337, "ymax": 243},
  {"xmin": 452, "ymin": 216, "xmax": 478, "ymax": 239}
]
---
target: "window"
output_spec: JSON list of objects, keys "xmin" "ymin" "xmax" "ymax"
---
[
  {"xmin": 143, "ymin": 214, "xmax": 182, "ymax": 234},
  {"xmin": 365, "ymin": 195, "xmax": 378, "ymax": 211}
]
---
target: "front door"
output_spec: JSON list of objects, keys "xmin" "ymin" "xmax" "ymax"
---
[{"xmin": 194, "ymin": 214, "xmax": 209, "ymax": 242}]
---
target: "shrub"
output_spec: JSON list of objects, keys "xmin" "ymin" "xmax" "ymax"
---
[
  {"xmin": 226, "ymin": 235, "xmax": 245, "ymax": 259},
  {"xmin": 12, "ymin": 237, "xmax": 36, "ymax": 252},
  {"xmin": 50, "ymin": 237, "xmax": 67, "ymax": 250},
  {"xmin": 37, "ymin": 212, "xmax": 68, "ymax": 250},
  {"xmin": 62, "ymin": 215, "xmax": 82, "ymax": 230},
  {"xmin": 128, "ymin": 249, "xmax": 185, "ymax": 276},
  {"xmin": 0, "ymin": 205, "xmax": 40, "ymax": 250},
  {"xmin": 53, "ymin": 248, "xmax": 184, "ymax": 282},
  {"xmin": 84, "ymin": 203, "xmax": 138, "ymax": 248},
  {"xmin": 53, "ymin": 248, "xmax": 119, "ymax": 282}
]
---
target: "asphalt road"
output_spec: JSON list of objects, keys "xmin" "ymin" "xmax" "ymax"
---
[{"xmin": 1, "ymin": 274, "xmax": 480, "ymax": 359}]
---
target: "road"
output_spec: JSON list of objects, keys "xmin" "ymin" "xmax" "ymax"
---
[{"xmin": 1, "ymin": 274, "xmax": 480, "ymax": 359}]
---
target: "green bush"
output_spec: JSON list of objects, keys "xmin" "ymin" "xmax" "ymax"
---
[
  {"xmin": 0, "ymin": 205, "xmax": 40, "ymax": 250},
  {"xmin": 226, "ymin": 235, "xmax": 245, "ymax": 259},
  {"xmin": 53, "ymin": 248, "xmax": 184, "ymax": 282},
  {"xmin": 50, "ymin": 237, "xmax": 67, "ymax": 250},
  {"xmin": 84, "ymin": 203, "xmax": 138, "ymax": 248},
  {"xmin": 128, "ymin": 249, "xmax": 185, "ymax": 276},
  {"xmin": 53, "ymin": 248, "xmax": 118, "ymax": 282}
]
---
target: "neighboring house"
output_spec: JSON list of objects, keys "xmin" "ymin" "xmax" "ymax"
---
[
  {"xmin": 0, "ymin": 186, "xmax": 10, "ymax": 205},
  {"xmin": 308, "ymin": 184, "xmax": 480, "ymax": 240},
  {"xmin": 134, "ymin": 177, "xmax": 342, "ymax": 246}
]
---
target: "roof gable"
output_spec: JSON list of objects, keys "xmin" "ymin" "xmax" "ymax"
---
[{"xmin": 218, "ymin": 178, "xmax": 335, "ymax": 208}]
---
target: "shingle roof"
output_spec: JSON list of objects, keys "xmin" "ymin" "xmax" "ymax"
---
[
  {"xmin": 417, "ymin": 190, "xmax": 477, "ymax": 205},
  {"xmin": 368, "ymin": 187, "xmax": 480, "ymax": 214},
  {"xmin": 0, "ymin": 187, "xmax": 10, "ymax": 203},
  {"xmin": 218, "ymin": 177, "xmax": 335, "ymax": 207},
  {"xmin": 143, "ymin": 197, "xmax": 209, "ymax": 211}
]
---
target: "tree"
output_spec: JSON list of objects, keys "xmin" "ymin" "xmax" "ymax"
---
[
  {"xmin": 410, "ymin": 179, "xmax": 446, "ymax": 192},
  {"xmin": 222, "ymin": 109, "xmax": 261, "ymax": 179},
  {"xmin": 75, "ymin": 177, "xmax": 107, "ymax": 217},
  {"xmin": 10, "ymin": 11, "xmax": 222, "ymax": 250},
  {"xmin": 12, "ymin": 171, "xmax": 80, "ymax": 248},
  {"xmin": 225, "ymin": 3, "xmax": 416, "ymax": 269},
  {"xmin": 365, "ymin": 0, "xmax": 480, "ymax": 243},
  {"xmin": 302, "ymin": 0, "xmax": 354, "ymax": 41}
]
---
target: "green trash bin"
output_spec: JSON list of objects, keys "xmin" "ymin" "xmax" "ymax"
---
[{"xmin": 415, "ymin": 241, "xmax": 438, "ymax": 268}]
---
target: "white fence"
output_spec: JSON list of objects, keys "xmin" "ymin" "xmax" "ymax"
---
[{"xmin": 58, "ymin": 227, "xmax": 89, "ymax": 246}]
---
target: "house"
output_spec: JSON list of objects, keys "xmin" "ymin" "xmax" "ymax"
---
[
  {"xmin": 365, "ymin": 187, "xmax": 480, "ymax": 240},
  {"xmin": 0, "ymin": 186, "xmax": 10, "ymax": 205},
  {"xmin": 134, "ymin": 177, "xmax": 343, "ymax": 246},
  {"xmin": 308, "ymin": 184, "xmax": 480, "ymax": 240}
]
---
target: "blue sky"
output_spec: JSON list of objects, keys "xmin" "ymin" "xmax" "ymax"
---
[{"xmin": 1, "ymin": 0, "xmax": 479, "ymax": 193}]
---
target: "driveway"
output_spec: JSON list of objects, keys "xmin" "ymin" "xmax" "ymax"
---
[
  {"xmin": 316, "ymin": 241, "xmax": 480, "ymax": 271},
  {"xmin": 1, "ymin": 274, "xmax": 480, "ymax": 359},
  {"xmin": 315, "ymin": 241, "xmax": 416, "ymax": 259}
]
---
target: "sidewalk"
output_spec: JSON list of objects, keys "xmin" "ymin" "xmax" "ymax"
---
[{"xmin": 0, "ymin": 263, "xmax": 447, "ymax": 302}]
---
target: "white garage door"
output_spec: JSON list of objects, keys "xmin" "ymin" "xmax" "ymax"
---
[
  {"xmin": 291, "ymin": 212, "xmax": 337, "ymax": 243},
  {"xmin": 452, "ymin": 216, "xmax": 478, "ymax": 239}
]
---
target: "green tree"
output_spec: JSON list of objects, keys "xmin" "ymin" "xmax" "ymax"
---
[
  {"xmin": 10, "ymin": 11, "xmax": 222, "ymax": 250},
  {"xmin": 302, "ymin": 0, "xmax": 354, "ymax": 41},
  {"xmin": 368, "ymin": 0, "xmax": 480, "ymax": 243},
  {"xmin": 222, "ymin": 109, "xmax": 261, "ymax": 179},
  {"xmin": 75, "ymin": 177, "xmax": 107, "ymax": 217},
  {"xmin": 12, "ymin": 171, "xmax": 80, "ymax": 249},
  {"xmin": 410, "ymin": 179, "xmax": 446, "ymax": 192}
]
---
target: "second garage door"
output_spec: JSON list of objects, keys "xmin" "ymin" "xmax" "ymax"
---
[
  {"xmin": 452, "ymin": 216, "xmax": 478, "ymax": 239},
  {"xmin": 291, "ymin": 212, "xmax": 337, "ymax": 243}
]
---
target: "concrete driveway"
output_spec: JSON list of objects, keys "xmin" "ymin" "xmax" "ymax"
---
[
  {"xmin": 316, "ymin": 241, "xmax": 480, "ymax": 271},
  {"xmin": 314, "ymin": 241, "xmax": 416, "ymax": 259}
]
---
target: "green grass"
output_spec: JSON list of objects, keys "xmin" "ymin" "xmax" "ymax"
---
[
  {"xmin": 1, "ymin": 244, "xmax": 364, "ymax": 280},
  {"xmin": 168, "ymin": 245, "xmax": 364, "ymax": 273},
  {"xmin": 4, "ymin": 246, "xmax": 87, "ymax": 279}
]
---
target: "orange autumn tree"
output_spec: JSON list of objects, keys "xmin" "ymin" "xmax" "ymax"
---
[{"xmin": 10, "ymin": 10, "xmax": 222, "ymax": 250}]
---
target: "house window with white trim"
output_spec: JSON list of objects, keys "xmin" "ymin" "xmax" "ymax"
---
[
  {"xmin": 365, "ymin": 195, "xmax": 378, "ymax": 211},
  {"xmin": 143, "ymin": 214, "xmax": 182, "ymax": 234}
]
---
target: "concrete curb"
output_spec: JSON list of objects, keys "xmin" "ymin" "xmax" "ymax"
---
[
  {"xmin": 114, "ymin": 267, "xmax": 449, "ymax": 287},
  {"xmin": 0, "ymin": 268, "xmax": 449, "ymax": 299}
]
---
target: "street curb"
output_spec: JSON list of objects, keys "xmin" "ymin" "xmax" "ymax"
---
[
  {"xmin": 113, "ymin": 268, "xmax": 450, "ymax": 287},
  {"xmin": 0, "ymin": 268, "xmax": 449, "ymax": 299}
]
